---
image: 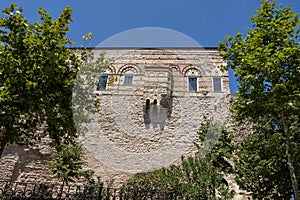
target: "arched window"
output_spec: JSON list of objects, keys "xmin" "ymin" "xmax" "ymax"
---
[
  {"xmin": 97, "ymin": 66, "xmax": 115, "ymax": 91},
  {"xmin": 188, "ymin": 77, "xmax": 198, "ymax": 92},
  {"xmin": 98, "ymin": 75, "xmax": 108, "ymax": 90},
  {"xmin": 119, "ymin": 65, "xmax": 139, "ymax": 86},
  {"xmin": 124, "ymin": 72, "xmax": 134, "ymax": 85},
  {"xmin": 146, "ymin": 99, "xmax": 150, "ymax": 110},
  {"xmin": 184, "ymin": 68, "xmax": 201, "ymax": 92},
  {"xmin": 212, "ymin": 68, "xmax": 222, "ymax": 92}
]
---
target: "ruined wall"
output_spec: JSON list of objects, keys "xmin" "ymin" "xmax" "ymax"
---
[
  {"xmin": 0, "ymin": 47, "xmax": 242, "ymax": 186},
  {"xmin": 80, "ymin": 48, "xmax": 232, "ymax": 179},
  {"xmin": 0, "ymin": 138, "xmax": 53, "ymax": 182}
]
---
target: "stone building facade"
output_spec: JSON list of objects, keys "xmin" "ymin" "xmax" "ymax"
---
[
  {"xmin": 0, "ymin": 47, "xmax": 234, "ymax": 185},
  {"xmin": 80, "ymin": 47, "xmax": 231, "ymax": 179}
]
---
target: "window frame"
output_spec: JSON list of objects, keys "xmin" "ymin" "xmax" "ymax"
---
[
  {"xmin": 124, "ymin": 74, "xmax": 134, "ymax": 85},
  {"xmin": 188, "ymin": 76, "xmax": 198, "ymax": 92},
  {"xmin": 98, "ymin": 75, "xmax": 108, "ymax": 91},
  {"xmin": 213, "ymin": 77, "xmax": 222, "ymax": 92}
]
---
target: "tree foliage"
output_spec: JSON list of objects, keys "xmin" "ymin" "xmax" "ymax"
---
[
  {"xmin": 47, "ymin": 142, "xmax": 87, "ymax": 185},
  {"xmin": 219, "ymin": 0, "xmax": 300, "ymax": 198},
  {"xmin": 47, "ymin": 142, "xmax": 114, "ymax": 193},
  {"xmin": 0, "ymin": 4, "xmax": 80, "ymax": 153},
  {"xmin": 72, "ymin": 34, "xmax": 112, "ymax": 135},
  {"xmin": 235, "ymin": 125, "xmax": 296, "ymax": 199},
  {"xmin": 121, "ymin": 121, "xmax": 235, "ymax": 199}
]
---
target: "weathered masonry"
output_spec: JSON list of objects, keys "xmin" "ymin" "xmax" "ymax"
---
[
  {"xmin": 0, "ymin": 47, "xmax": 232, "ymax": 183},
  {"xmin": 80, "ymin": 47, "xmax": 231, "ymax": 178}
]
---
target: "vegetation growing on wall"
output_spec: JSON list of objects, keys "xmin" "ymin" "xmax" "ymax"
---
[
  {"xmin": 47, "ymin": 142, "xmax": 88, "ymax": 185},
  {"xmin": 121, "ymin": 121, "xmax": 235, "ymax": 199}
]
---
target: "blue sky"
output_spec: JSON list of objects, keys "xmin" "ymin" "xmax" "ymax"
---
[{"xmin": 0, "ymin": 0, "xmax": 299, "ymax": 92}]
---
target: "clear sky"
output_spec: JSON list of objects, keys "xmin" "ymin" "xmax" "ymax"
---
[{"xmin": 0, "ymin": 0, "xmax": 299, "ymax": 92}]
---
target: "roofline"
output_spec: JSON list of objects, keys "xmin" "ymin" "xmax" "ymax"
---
[{"xmin": 68, "ymin": 47, "xmax": 219, "ymax": 50}]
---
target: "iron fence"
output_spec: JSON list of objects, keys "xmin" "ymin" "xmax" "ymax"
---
[{"xmin": 0, "ymin": 180, "xmax": 177, "ymax": 200}]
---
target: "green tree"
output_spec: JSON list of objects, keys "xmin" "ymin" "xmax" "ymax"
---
[
  {"xmin": 121, "ymin": 121, "xmax": 235, "ymax": 199},
  {"xmin": 47, "ymin": 142, "xmax": 87, "ymax": 185},
  {"xmin": 219, "ymin": 0, "xmax": 300, "ymax": 198},
  {"xmin": 235, "ymin": 128, "xmax": 295, "ymax": 198},
  {"xmin": 0, "ymin": 4, "xmax": 79, "ymax": 154},
  {"xmin": 72, "ymin": 33, "xmax": 112, "ymax": 136}
]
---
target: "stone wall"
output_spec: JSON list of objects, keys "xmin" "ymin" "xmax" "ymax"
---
[
  {"xmin": 0, "ymin": 138, "xmax": 53, "ymax": 182},
  {"xmin": 0, "ymin": 48, "xmax": 250, "ymax": 199},
  {"xmin": 80, "ymin": 47, "xmax": 231, "ymax": 178}
]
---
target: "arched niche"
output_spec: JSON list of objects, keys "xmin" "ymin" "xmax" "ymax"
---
[
  {"xmin": 212, "ymin": 68, "xmax": 222, "ymax": 77},
  {"xmin": 212, "ymin": 68, "xmax": 223, "ymax": 92},
  {"xmin": 103, "ymin": 65, "xmax": 116, "ymax": 74},
  {"xmin": 118, "ymin": 64, "xmax": 140, "ymax": 74},
  {"xmin": 182, "ymin": 66, "xmax": 202, "ymax": 77}
]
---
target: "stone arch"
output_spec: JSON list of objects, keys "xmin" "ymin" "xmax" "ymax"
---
[
  {"xmin": 118, "ymin": 64, "xmax": 140, "ymax": 74},
  {"xmin": 103, "ymin": 65, "xmax": 116, "ymax": 74},
  {"xmin": 212, "ymin": 68, "xmax": 223, "ymax": 92},
  {"xmin": 169, "ymin": 65, "xmax": 180, "ymax": 73},
  {"xmin": 182, "ymin": 66, "xmax": 202, "ymax": 77},
  {"xmin": 212, "ymin": 68, "xmax": 222, "ymax": 76}
]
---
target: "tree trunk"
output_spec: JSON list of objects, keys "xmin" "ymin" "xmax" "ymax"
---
[
  {"xmin": 282, "ymin": 115, "xmax": 299, "ymax": 200},
  {"xmin": 0, "ymin": 128, "xmax": 7, "ymax": 157},
  {"xmin": 0, "ymin": 144, "xmax": 5, "ymax": 158},
  {"xmin": 0, "ymin": 141, "xmax": 6, "ymax": 157}
]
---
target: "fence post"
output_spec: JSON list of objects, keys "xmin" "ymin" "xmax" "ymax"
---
[
  {"xmin": 97, "ymin": 184, "xmax": 103, "ymax": 200},
  {"xmin": 58, "ymin": 183, "xmax": 64, "ymax": 199},
  {"xmin": 169, "ymin": 191, "xmax": 173, "ymax": 200},
  {"xmin": 105, "ymin": 187, "xmax": 110, "ymax": 200},
  {"xmin": 112, "ymin": 188, "xmax": 117, "ymax": 200},
  {"xmin": 119, "ymin": 188, "xmax": 123, "ymax": 200}
]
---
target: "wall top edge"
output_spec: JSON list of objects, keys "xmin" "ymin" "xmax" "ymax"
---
[{"xmin": 68, "ymin": 47, "xmax": 219, "ymax": 50}]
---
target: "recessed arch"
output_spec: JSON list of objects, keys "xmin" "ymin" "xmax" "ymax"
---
[
  {"xmin": 182, "ymin": 66, "xmax": 202, "ymax": 76},
  {"xmin": 118, "ymin": 64, "xmax": 141, "ymax": 74},
  {"xmin": 103, "ymin": 65, "xmax": 116, "ymax": 74},
  {"xmin": 169, "ymin": 65, "xmax": 180, "ymax": 73},
  {"xmin": 212, "ymin": 68, "xmax": 223, "ymax": 92},
  {"xmin": 212, "ymin": 68, "xmax": 222, "ymax": 76}
]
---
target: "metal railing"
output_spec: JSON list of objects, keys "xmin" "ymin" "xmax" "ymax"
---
[{"xmin": 0, "ymin": 180, "xmax": 177, "ymax": 200}]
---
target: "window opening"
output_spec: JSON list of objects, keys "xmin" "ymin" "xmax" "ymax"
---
[
  {"xmin": 124, "ymin": 75, "xmax": 133, "ymax": 85},
  {"xmin": 213, "ymin": 77, "xmax": 222, "ymax": 92},
  {"xmin": 146, "ymin": 99, "xmax": 150, "ymax": 110},
  {"xmin": 188, "ymin": 77, "xmax": 197, "ymax": 92},
  {"xmin": 98, "ymin": 75, "xmax": 108, "ymax": 90}
]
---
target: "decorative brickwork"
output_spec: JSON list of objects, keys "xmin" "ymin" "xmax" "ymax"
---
[{"xmin": 0, "ymin": 48, "xmax": 250, "ymax": 199}]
